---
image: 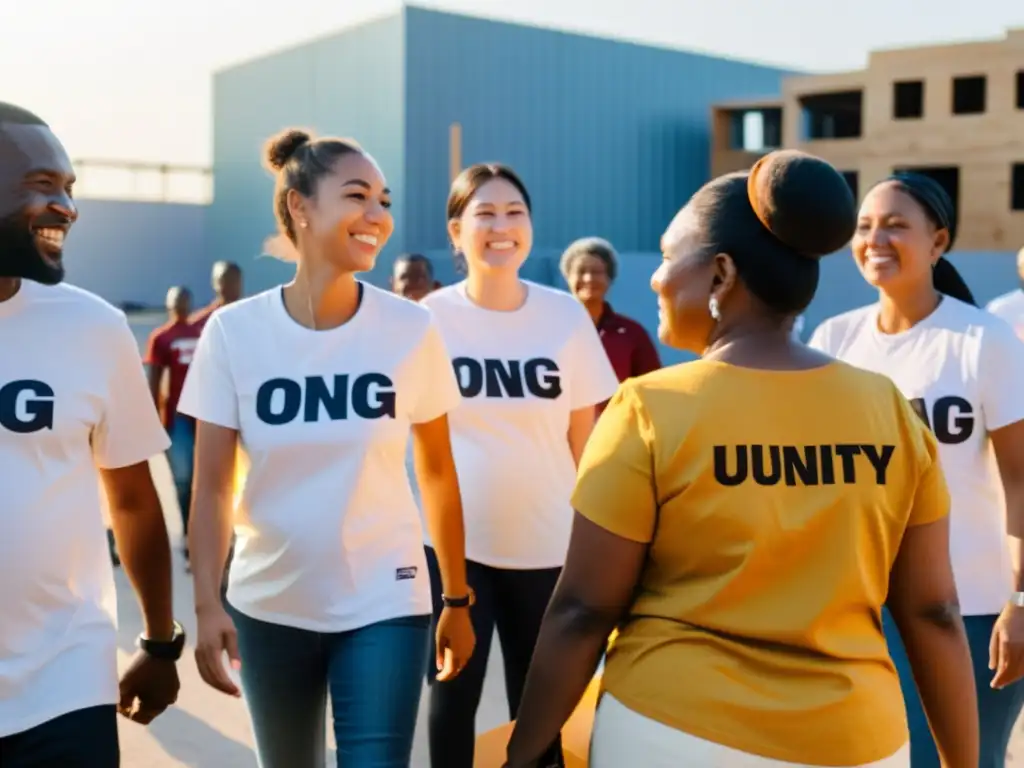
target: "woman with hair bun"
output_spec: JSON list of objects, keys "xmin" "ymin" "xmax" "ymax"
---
[
  {"xmin": 810, "ymin": 172, "xmax": 1024, "ymax": 767},
  {"xmin": 179, "ymin": 128, "xmax": 475, "ymax": 767},
  {"xmin": 504, "ymin": 152, "xmax": 978, "ymax": 767}
]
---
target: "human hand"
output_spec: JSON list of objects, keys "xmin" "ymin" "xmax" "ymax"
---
[
  {"xmin": 435, "ymin": 605, "xmax": 475, "ymax": 682},
  {"xmin": 118, "ymin": 651, "xmax": 180, "ymax": 724},
  {"xmin": 990, "ymin": 602, "xmax": 1024, "ymax": 689},
  {"xmin": 194, "ymin": 604, "xmax": 242, "ymax": 697}
]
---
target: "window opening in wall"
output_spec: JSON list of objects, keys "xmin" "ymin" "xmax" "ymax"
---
[
  {"xmin": 840, "ymin": 171, "xmax": 859, "ymax": 202},
  {"xmin": 892, "ymin": 81, "xmax": 924, "ymax": 119},
  {"xmin": 1016, "ymin": 71, "xmax": 1024, "ymax": 109},
  {"xmin": 799, "ymin": 91, "xmax": 863, "ymax": 139},
  {"xmin": 726, "ymin": 108, "xmax": 782, "ymax": 152},
  {"xmin": 952, "ymin": 75, "xmax": 986, "ymax": 115},
  {"xmin": 1011, "ymin": 163, "xmax": 1024, "ymax": 211}
]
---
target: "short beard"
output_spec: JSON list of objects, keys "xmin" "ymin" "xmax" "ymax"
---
[{"xmin": 0, "ymin": 212, "xmax": 64, "ymax": 285}]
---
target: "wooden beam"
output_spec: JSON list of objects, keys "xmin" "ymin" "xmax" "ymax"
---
[{"xmin": 449, "ymin": 123, "xmax": 462, "ymax": 183}]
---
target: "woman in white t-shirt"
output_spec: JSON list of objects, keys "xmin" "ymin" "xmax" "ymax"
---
[
  {"xmin": 421, "ymin": 163, "xmax": 620, "ymax": 767},
  {"xmin": 809, "ymin": 172, "xmax": 1024, "ymax": 768},
  {"xmin": 178, "ymin": 129, "xmax": 475, "ymax": 768}
]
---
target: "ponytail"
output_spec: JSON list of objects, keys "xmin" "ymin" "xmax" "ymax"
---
[{"xmin": 932, "ymin": 256, "xmax": 977, "ymax": 306}]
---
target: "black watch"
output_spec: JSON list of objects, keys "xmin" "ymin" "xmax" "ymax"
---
[
  {"xmin": 442, "ymin": 588, "xmax": 476, "ymax": 609},
  {"xmin": 137, "ymin": 620, "xmax": 186, "ymax": 661}
]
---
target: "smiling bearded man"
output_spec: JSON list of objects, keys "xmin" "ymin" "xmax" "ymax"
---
[{"xmin": 0, "ymin": 102, "xmax": 185, "ymax": 768}]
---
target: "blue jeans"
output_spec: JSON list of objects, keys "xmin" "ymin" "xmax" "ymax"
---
[
  {"xmin": 883, "ymin": 608, "xmax": 1024, "ymax": 767},
  {"xmin": 165, "ymin": 414, "xmax": 195, "ymax": 536},
  {"xmin": 227, "ymin": 602, "xmax": 430, "ymax": 768}
]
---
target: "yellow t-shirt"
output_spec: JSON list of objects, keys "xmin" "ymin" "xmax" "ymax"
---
[{"xmin": 572, "ymin": 358, "xmax": 949, "ymax": 767}]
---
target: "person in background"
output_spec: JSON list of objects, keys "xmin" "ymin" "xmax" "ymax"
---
[
  {"xmin": 505, "ymin": 151, "xmax": 979, "ymax": 768},
  {"xmin": 986, "ymin": 246, "xmax": 1024, "ymax": 341},
  {"xmin": 145, "ymin": 285, "xmax": 200, "ymax": 566},
  {"xmin": 391, "ymin": 252, "xmax": 441, "ymax": 302},
  {"xmin": 560, "ymin": 237, "xmax": 661, "ymax": 410},
  {"xmin": 809, "ymin": 172, "xmax": 1024, "ymax": 767},
  {"xmin": 0, "ymin": 101, "xmax": 182, "ymax": 767},
  {"xmin": 191, "ymin": 260, "xmax": 243, "ymax": 332},
  {"xmin": 423, "ymin": 164, "xmax": 620, "ymax": 768},
  {"xmin": 181, "ymin": 128, "xmax": 475, "ymax": 768}
]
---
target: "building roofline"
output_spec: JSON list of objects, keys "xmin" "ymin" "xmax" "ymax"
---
[
  {"xmin": 213, "ymin": 4, "xmax": 403, "ymax": 76},
  {"xmin": 215, "ymin": 2, "xmax": 806, "ymax": 78}
]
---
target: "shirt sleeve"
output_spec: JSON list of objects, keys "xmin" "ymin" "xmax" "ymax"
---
[
  {"xmin": 631, "ymin": 325, "xmax": 662, "ymax": 377},
  {"xmin": 571, "ymin": 382, "xmax": 658, "ymax": 543},
  {"xmin": 903, "ymin": 396, "xmax": 951, "ymax": 527},
  {"xmin": 143, "ymin": 329, "xmax": 167, "ymax": 367},
  {"xmin": 92, "ymin": 318, "xmax": 170, "ymax": 469},
  {"xmin": 408, "ymin": 317, "xmax": 461, "ymax": 424},
  {"xmin": 177, "ymin": 315, "xmax": 240, "ymax": 429},
  {"xmin": 568, "ymin": 308, "xmax": 621, "ymax": 410},
  {"xmin": 806, "ymin": 319, "xmax": 833, "ymax": 354},
  {"xmin": 978, "ymin": 318, "xmax": 1024, "ymax": 432}
]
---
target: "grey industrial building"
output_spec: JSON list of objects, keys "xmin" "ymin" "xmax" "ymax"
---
[{"xmin": 209, "ymin": 5, "xmax": 793, "ymax": 294}]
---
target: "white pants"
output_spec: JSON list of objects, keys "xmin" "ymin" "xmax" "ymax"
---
[{"xmin": 589, "ymin": 694, "xmax": 911, "ymax": 767}]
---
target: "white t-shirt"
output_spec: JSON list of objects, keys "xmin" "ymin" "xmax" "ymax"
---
[
  {"xmin": 987, "ymin": 289, "xmax": 1024, "ymax": 342},
  {"xmin": 178, "ymin": 283, "xmax": 460, "ymax": 632},
  {"xmin": 809, "ymin": 297, "xmax": 1024, "ymax": 616},
  {"xmin": 0, "ymin": 281, "xmax": 169, "ymax": 737},
  {"xmin": 422, "ymin": 281, "xmax": 620, "ymax": 569}
]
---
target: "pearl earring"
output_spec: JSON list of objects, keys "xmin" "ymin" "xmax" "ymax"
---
[{"xmin": 709, "ymin": 296, "xmax": 721, "ymax": 321}]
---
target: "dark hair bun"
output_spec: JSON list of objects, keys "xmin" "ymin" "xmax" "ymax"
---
[
  {"xmin": 747, "ymin": 150, "xmax": 856, "ymax": 259},
  {"xmin": 263, "ymin": 128, "xmax": 313, "ymax": 172}
]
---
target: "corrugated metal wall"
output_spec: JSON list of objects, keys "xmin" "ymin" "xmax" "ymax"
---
[
  {"xmin": 209, "ymin": 14, "xmax": 406, "ymax": 294},
  {"xmin": 64, "ymin": 199, "xmax": 208, "ymax": 308},
  {"xmin": 401, "ymin": 7, "xmax": 793, "ymax": 255}
]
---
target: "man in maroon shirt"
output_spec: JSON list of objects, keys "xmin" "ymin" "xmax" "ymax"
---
[
  {"xmin": 189, "ymin": 260, "xmax": 243, "ymax": 331},
  {"xmin": 145, "ymin": 286, "xmax": 200, "ymax": 559},
  {"xmin": 561, "ymin": 237, "xmax": 662, "ymax": 412}
]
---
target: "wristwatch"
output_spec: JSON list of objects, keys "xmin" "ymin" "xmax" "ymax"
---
[
  {"xmin": 1011, "ymin": 592, "xmax": 1024, "ymax": 608},
  {"xmin": 442, "ymin": 588, "xmax": 476, "ymax": 609},
  {"xmin": 137, "ymin": 620, "xmax": 187, "ymax": 661}
]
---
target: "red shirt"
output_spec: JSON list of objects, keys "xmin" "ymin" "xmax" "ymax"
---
[
  {"xmin": 144, "ymin": 320, "xmax": 200, "ymax": 428},
  {"xmin": 595, "ymin": 303, "xmax": 662, "ymax": 410},
  {"xmin": 189, "ymin": 300, "xmax": 223, "ymax": 333}
]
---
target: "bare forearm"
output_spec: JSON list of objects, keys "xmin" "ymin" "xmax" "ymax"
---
[
  {"xmin": 189, "ymin": 492, "xmax": 234, "ymax": 611},
  {"xmin": 110, "ymin": 502, "xmax": 174, "ymax": 640},
  {"xmin": 1005, "ymin": 496, "xmax": 1024, "ymax": 589},
  {"xmin": 507, "ymin": 601, "xmax": 612, "ymax": 765},
  {"xmin": 147, "ymin": 367, "xmax": 163, "ymax": 407},
  {"xmin": 420, "ymin": 473, "xmax": 468, "ymax": 596},
  {"xmin": 892, "ymin": 607, "xmax": 979, "ymax": 767}
]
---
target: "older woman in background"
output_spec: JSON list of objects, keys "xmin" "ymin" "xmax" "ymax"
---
[{"xmin": 561, "ymin": 238, "xmax": 661, "ymax": 407}]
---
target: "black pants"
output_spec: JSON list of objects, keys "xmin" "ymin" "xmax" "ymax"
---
[
  {"xmin": 425, "ymin": 547, "xmax": 564, "ymax": 768},
  {"xmin": 0, "ymin": 705, "xmax": 119, "ymax": 767}
]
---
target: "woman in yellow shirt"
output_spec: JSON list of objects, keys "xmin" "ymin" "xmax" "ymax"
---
[{"xmin": 503, "ymin": 151, "xmax": 979, "ymax": 767}]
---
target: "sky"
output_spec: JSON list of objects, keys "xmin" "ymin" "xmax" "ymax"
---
[{"xmin": 2, "ymin": 0, "xmax": 1022, "ymax": 169}]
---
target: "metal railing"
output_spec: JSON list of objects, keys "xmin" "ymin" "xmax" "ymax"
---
[{"xmin": 73, "ymin": 159, "xmax": 212, "ymax": 205}]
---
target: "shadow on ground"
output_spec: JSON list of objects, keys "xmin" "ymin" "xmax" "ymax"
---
[{"xmin": 143, "ymin": 707, "xmax": 254, "ymax": 768}]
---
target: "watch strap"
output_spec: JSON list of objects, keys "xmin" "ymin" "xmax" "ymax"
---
[
  {"xmin": 442, "ymin": 588, "xmax": 475, "ymax": 608},
  {"xmin": 138, "ymin": 620, "xmax": 186, "ymax": 661},
  {"xmin": 1010, "ymin": 592, "xmax": 1024, "ymax": 608}
]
